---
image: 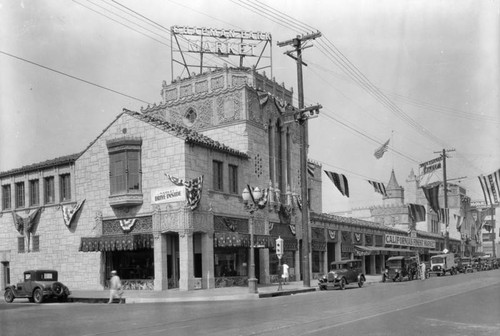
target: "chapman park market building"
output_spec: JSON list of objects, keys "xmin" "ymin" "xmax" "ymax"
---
[{"xmin": 0, "ymin": 26, "xmax": 468, "ymax": 292}]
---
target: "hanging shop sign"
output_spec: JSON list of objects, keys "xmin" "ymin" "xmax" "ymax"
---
[
  {"xmin": 384, "ymin": 234, "xmax": 436, "ymax": 249},
  {"xmin": 151, "ymin": 186, "xmax": 185, "ymax": 204}
]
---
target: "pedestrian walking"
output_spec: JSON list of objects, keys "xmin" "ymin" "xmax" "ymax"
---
[
  {"xmin": 420, "ymin": 262, "xmax": 426, "ymax": 280},
  {"xmin": 281, "ymin": 261, "xmax": 289, "ymax": 284},
  {"xmin": 108, "ymin": 270, "xmax": 124, "ymax": 304}
]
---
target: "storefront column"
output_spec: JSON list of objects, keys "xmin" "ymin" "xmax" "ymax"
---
[
  {"xmin": 259, "ymin": 248, "xmax": 270, "ymax": 284},
  {"xmin": 322, "ymin": 251, "xmax": 328, "ymax": 274},
  {"xmin": 153, "ymin": 233, "xmax": 168, "ymax": 291},
  {"xmin": 294, "ymin": 249, "xmax": 301, "ymax": 281},
  {"xmin": 335, "ymin": 240, "xmax": 342, "ymax": 261},
  {"xmin": 201, "ymin": 232, "xmax": 215, "ymax": 289},
  {"xmin": 178, "ymin": 231, "xmax": 194, "ymax": 291},
  {"xmin": 369, "ymin": 255, "xmax": 376, "ymax": 275}
]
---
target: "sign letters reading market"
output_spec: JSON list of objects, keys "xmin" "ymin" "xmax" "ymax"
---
[
  {"xmin": 171, "ymin": 25, "xmax": 271, "ymax": 57},
  {"xmin": 384, "ymin": 234, "xmax": 436, "ymax": 249}
]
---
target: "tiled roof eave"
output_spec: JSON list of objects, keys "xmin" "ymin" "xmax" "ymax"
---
[{"xmin": 0, "ymin": 153, "xmax": 81, "ymax": 178}]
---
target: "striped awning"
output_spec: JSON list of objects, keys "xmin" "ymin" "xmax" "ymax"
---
[
  {"xmin": 354, "ymin": 245, "xmax": 417, "ymax": 256},
  {"xmin": 79, "ymin": 234, "xmax": 154, "ymax": 252}
]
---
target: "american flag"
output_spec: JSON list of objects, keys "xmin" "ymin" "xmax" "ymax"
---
[
  {"xmin": 408, "ymin": 203, "xmax": 426, "ymax": 222},
  {"xmin": 62, "ymin": 200, "xmax": 85, "ymax": 227},
  {"xmin": 374, "ymin": 139, "xmax": 390, "ymax": 159},
  {"xmin": 438, "ymin": 208, "xmax": 449, "ymax": 225},
  {"xmin": 166, "ymin": 174, "xmax": 204, "ymax": 210},
  {"xmin": 478, "ymin": 168, "xmax": 500, "ymax": 206}
]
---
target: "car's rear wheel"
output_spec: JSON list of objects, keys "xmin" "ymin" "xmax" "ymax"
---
[
  {"xmin": 4, "ymin": 289, "xmax": 15, "ymax": 303},
  {"xmin": 33, "ymin": 288, "xmax": 44, "ymax": 304},
  {"xmin": 358, "ymin": 276, "xmax": 365, "ymax": 288},
  {"xmin": 339, "ymin": 278, "xmax": 346, "ymax": 290}
]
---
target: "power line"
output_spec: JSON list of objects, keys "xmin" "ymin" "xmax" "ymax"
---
[{"xmin": 0, "ymin": 50, "xmax": 152, "ymax": 104}]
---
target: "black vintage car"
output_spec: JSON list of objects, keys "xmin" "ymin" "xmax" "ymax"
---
[
  {"xmin": 318, "ymin": 260, "xmax": 366, "ymax": 290},
  {"xmin": 4, "ymin": 270, "xmax": 70, "ymax": 303},
  {"xmin": 383, "ymin": 256, "xmax": 418, "ymax": 282}
]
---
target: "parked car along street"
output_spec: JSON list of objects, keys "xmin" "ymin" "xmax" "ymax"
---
[
  {"xmin": 318, "ymin": 259, "xmax": 366, "ymax": 290},
  {"xmin": 4, "ymin": 270, "xmax": 70, "ymax": 304}
]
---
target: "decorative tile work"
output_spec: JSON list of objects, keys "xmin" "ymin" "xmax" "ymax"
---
[
  {"xmin": 103, "ymin": 216, "xmax": 152, "ymax": 235},
  {"xmin": 195, "ymin": 80, "xmax": 208, "ymax": 93},
  {"xmin": 211, "ymin": 76, "xmax": 224, "ymax": 90},
  {"xmin": 254, "ymin": 154, "xmax": 263, "ymax": 177},
  {"xmin": 215, "ymin": 92, "xmax": 242, "ymax": 123}
]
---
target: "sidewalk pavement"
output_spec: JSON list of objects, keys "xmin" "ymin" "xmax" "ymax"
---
[{"xmin": 69, "ymin": 275, "xmax": 381, "ymax": 304}]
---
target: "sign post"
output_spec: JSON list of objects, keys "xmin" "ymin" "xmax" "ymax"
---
[{"xmin": 276, "ymin": 236, "xmax": 283, "ymax": 291}]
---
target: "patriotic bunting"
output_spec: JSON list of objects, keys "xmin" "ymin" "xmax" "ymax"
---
[
  {"xmin": 324, "ymin": 170, "xmax": 349, "ymax": 197},
  {"xmin": 422, "ymin": 184, "xmax": 440, "ymax": 214},
  {"xmin": 478, "ymin": 169, "xmax": 500, "ymax": 206},
  {"xmin": 454, "ymin": 214, "xmax": 462, "ymax": 231},
  {"xmin": 367, "ymin": 180, "xmax": 387, "ymax": 196},
  {"xmin": 12, "ymin": 208, "xmax": 42, "ymax": 234},
  {"xmin": 438, "ymin": 208, "xmax": 449, "ymax": 225},
  {"xmin": 119, "ymin": 219, "xmax": 137, "ymax": 232},
  {"xmin": 166, "ymin": 174, "xmax": 204, "ymax": 210},
  {"xmin": 408, "ymin": 203, "xmax": 426, "ymax": 222},
  {"xmin": 62, "ymin": 199, "xmax": 85, "ymax": 227},
  {"xmin": 374, "ymin": 139, "xmax": 390, "ymax": 159}
]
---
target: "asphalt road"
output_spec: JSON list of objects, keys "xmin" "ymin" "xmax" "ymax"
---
[{"xmin": 1, "ymin": 270, "xmax": 499, "ymax": 336}]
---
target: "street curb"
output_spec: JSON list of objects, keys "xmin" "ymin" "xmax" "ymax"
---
[{"xmin": 259, "ymin": 288, "xmax": 317, "ymax": 298}]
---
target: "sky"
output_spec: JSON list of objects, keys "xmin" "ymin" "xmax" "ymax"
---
[{"xmin": 1, "ymin": 0, "xmax": 499, "ymax": 213}]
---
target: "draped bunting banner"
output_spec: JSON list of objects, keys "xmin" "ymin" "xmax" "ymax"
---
[
  {"xmin": 119, "ymin": 219, "xmax": 137, "ymax": 232},
  {"xmin": 422, "ymin": 184, "xmax": 440, "ymax": 214},
  {"xmin": 367, "ymin": 180, "xmax": 387, "ymax": 197},
  {"xmin": 62, "ymin": 199, "xmax": 85, "ymax": 227},
  {"xmin": 257, "ymin": 91, "xmax": 269, "ymax": 107},
  {"xmin": 166, "ymin": 174, "xmax": 204, "ymax": 210},
  {"xmin": 454, "ymin": 214, "xmax": 463, "ymax": 231},
  {"xmin": 274, "ymin": 97, "xmax": 287, "ymax": 114},
  {"xmin": 307, "ymin": 161, "xmax": 315, "ymax": 177},
  {"xmin": 324, "ymin": 170, "xmax": 349, "ymax": 197},
  {"xmin": 408, "ymin": 203, "xmax": 426, "ymax": 222},
  {"xmin": 12, "ymin": 208, "xmax": 42, "ymax": 234},
  {"xmin": 289, "ymin": 224, "xmax": 296, "ymax": 236}
]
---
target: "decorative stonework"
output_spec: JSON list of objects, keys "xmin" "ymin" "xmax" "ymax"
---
[
  {"xmin": 216, "ymin": 92, "xmax": 241, "ymax": 123},
  {"xmin": 195, "ymin": 80, "xmax": 208, "ymax": 93},
  {"xmin": 102, "ymin": 216, "xmax": 153, "ymax": 235},
  {"xmin": 180, "ymin": 84, "xmax": 193, "ymax": 98},
  {"xmin": 254, "ymin": 154, "xmax": 263, "ymax": 177},
  {"xmin": 164, "ymin": 88, "xmax": 178, "ymax": 101},
  {"xmin": 211, "ymin": 76, "xmax": 224, "ymax": 90},
  {"xmin": 232, "ymin": 75, "xmax": 247, "ymax": 87}
]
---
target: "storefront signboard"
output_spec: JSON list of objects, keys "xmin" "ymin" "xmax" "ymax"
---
[
  {"xmin": 151, "ymin": 186, "xmax": 185, "ymax": 204},
  {"xmin": 384, "ymin": 234, "xmax": 436, "ymax": 249}
]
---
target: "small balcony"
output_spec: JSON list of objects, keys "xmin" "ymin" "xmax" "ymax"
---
[{"xmin": 108, "ymin": 193, "xmax": 143, "ymax": 208}]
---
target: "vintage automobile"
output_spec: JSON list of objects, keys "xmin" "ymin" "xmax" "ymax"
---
[
  {"xmin": 318, "ymin": 259, "xmax": 366, "ymax": 290},
  {"xmin": 4, "ymin": 270, "xmax": 70, "ymax": 303},
  {"xmin": 382, "ymin": 256, "xmax": 418, "ymax": 282},
  {"xmin": 456, "ymin": 257, "xmax": 474, "ymax": 273}
]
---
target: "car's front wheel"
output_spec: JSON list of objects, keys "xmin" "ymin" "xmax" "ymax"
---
[
  {"xmin": 338, "ymin": 278, "xmax": 346, "ymax": 290},
  {"xmin": 4, "ymin": 289, "xmax": 15, "ymax": 303},
  {"xmin": 33, "ymin": 288, "xmax": 44, "ymax": 304}
]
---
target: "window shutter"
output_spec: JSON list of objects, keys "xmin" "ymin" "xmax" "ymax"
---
[
  {"xmin": 18, "ymin": 237, "xmax": 25, "ymax": 253},
  {"xmin": 127, "ymin": 151, "xmax": 140, "ymax": 191}
]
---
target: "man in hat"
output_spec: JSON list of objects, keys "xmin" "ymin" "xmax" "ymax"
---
[{"xmin": 108, "ymin": 270, "xmax": 123, "ymax": 304}]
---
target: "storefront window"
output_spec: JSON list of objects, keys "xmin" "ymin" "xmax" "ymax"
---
[
  {"xmin": 270, "ymin": 251, "xmax": 295, "ymax": 275},
  {"xmin": 214, "ymin": 247, "xmax": 248, "ymax": 277},
  {"xmin": 312, "ymin": 251, "xmax": 324, "ymax": 273},
  {"xmin": 110, "ymin": 250, "xmax": 154, "ymax": 280}
]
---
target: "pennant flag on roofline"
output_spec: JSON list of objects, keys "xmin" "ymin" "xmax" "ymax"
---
[
  {"xmin": 478, "ymin": 168, "xmax": 500, "ymax": 206},
  {"xmin": 422, "ymin": 184, "xmax": 440, "ymax": 214},
  {"xmin": 374, "ymin": 139, "xmax": 390, "ymax": 159},
  {"xmin": 324, "ymin": 170, "xmax": 349, "ymax": 197},
  {"xmin": 408, "ymin": 203, "xmax": 426, "ymax": 222},
  {"xmin": 307, "ymin": 161, "xmax": 315, "ymax": 177},
  {"xmin": 367, "ymin": 180, "xmax": 387, "ymax": 197}
]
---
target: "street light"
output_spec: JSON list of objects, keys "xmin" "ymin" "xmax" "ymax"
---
[{"xmin": 242, "ymin": 185, "xmax": 266, "ymax": 293}]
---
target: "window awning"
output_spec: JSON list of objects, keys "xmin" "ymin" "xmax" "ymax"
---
[
  {"xmin": 79, "ymin": 234, "xmax": 153, "ymax": 252},
  {"xmin": 354, "ymin": 245, "xmax": 417, "ymax": 256}
]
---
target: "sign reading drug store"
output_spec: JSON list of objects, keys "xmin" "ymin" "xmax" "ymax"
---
[
  {"xmin": 151, "ymin": 186, "xmax": 186, "ymax": 204},
  {"xmin": 384, "ymin": 234, "xmax": 436, "ymax": 249}
]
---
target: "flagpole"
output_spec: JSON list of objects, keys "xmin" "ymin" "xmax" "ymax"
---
[{"xmin": 491, "ymin": 204, "xmax": 496, "ymax": 258}]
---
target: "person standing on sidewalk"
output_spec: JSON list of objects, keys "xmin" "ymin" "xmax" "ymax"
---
[
  {"xmin": 420, "ymin": 262, "xmax": 426, "ymax": 280},
  {"xmin": 282, "ymin": 261, "xmax": 289, "ymax": 285},
  {"xmin": 108, "ymin": 270, "xmax": 123, "ymax": 304}
]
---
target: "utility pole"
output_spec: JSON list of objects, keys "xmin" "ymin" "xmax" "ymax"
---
[
  {"xmin": 435, "ymin": 148, "xmax": 455, "ymax": 251},
  {"xmin": 278, "ymin": 32, "xmax": 321, "ymax": 287}
]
